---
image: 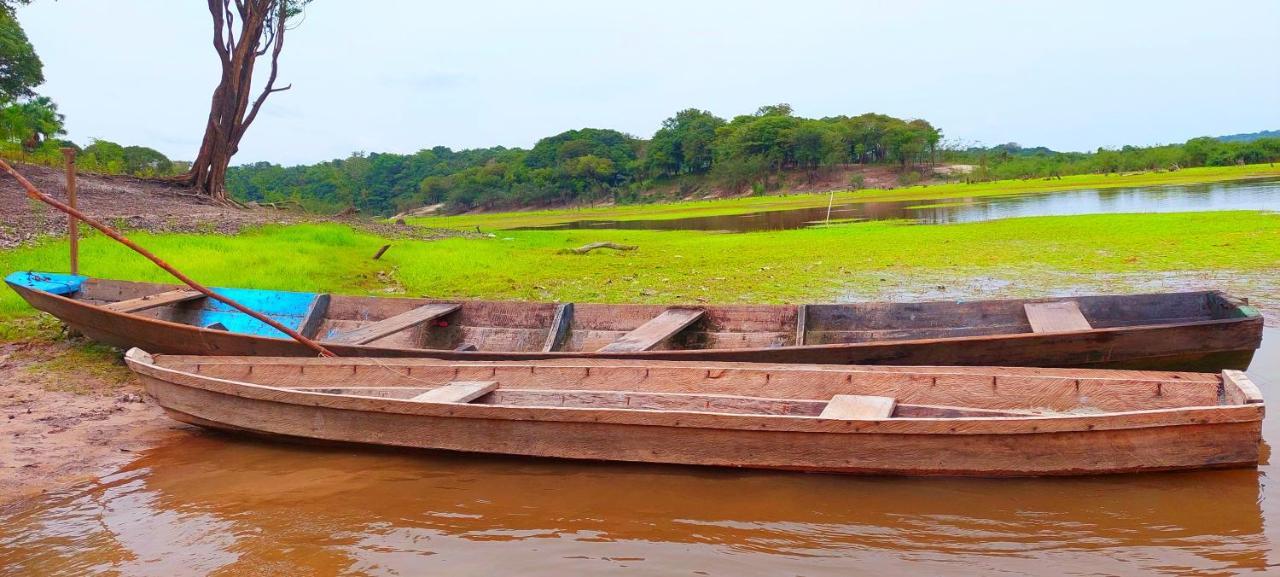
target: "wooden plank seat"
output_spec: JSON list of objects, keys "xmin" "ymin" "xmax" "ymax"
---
[
  {"xmin": 819, "ymin": 394, "xmax": 897, "ymax": 420},
  {"xmin": 794, "ymin": 304, "xmax": 808, "ymax": 346},
  {"xmin": 327, "ymin": 303, "xmax": 460, "ymax": 345},
  {"xmin": 1024, "ymin": 301, "xmax": 1093, "ymax": 333},
  {"xmin": 542, "ymin": 303, "xmax": 574, "ymax": 352},
  {"xmin": 410, "ymin": 381, "xmax": 498, "ymax": 403},
  {"xmin": 103, "ymin": 289, "xmax": 205, "ymax": 313},
  {"xmin": 598, "ymin": 308, "xmax": 705, "ymax": 353},
  {"xmin": 298, "ymin": 294, "xmax": 331, "ymax": 338}
]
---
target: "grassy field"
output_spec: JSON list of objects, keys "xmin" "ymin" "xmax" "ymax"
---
[
  {"xmin": 3, "ymin": 211, "xmax": 1277, "ymax": 333},
  {"xmin": 412, "ymin": 163, "xmax": 1280, "ymax": 230}
]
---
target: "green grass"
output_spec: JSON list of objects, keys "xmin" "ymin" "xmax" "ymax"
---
[
  {"xmin": 2, "ymin": 212, "xmax": 1277, "ymax": 323},
  {"xmin": 0, "ymin": 224, "xmax": 390, "ymax": 317},
  {"xmin": 411, "ymin": 163, "xmax": 1280, "ymax": 230}
]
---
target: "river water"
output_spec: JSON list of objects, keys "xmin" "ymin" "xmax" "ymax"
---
[
  {"xmin": 0, "ymin": 328, "xmax": 1276, "ymax": 575},
  {"xmin": 522, "ymin": 177, "xmax": 1280, "ymax": 232}
]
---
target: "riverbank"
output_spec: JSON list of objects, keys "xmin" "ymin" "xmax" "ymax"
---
[
  {"xmin": 1, "ymin": 267, "xmax": 1275, "ymax": 507},
  {"xmin": 414, "ymin": 163, "xmax": 1280, "ymax": 230},
  {"xmin": 0, "ymin": 320, "xmax": 174, "ymax": 504},
  {"xmin": 1, "ymin": 207, "xmax": 1278, "ymax": 505}
]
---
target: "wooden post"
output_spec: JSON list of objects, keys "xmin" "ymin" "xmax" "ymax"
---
[{"xmin": 61, "ymin": 147, "xmax": 78, "ymax": 275}]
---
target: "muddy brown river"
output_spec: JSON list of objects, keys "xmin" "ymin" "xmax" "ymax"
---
[{"xmin": 2, "ymin": 329, "xmax": 1277, "ymax": 575}]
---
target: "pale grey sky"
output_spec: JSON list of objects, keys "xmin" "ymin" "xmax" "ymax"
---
[{"xmin": 19, "ymin": 0, "xmax": 1280, "ymax": 165}]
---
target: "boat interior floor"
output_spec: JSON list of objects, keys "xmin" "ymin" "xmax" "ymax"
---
[{"xmin": 288, "ymin": 386, "xmax": 1050, "ymax": 419}]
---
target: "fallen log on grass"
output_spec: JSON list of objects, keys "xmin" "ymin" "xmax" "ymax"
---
[{"xmin": 564, "ymin": 242, "xmax": 638, "ymax": 255}]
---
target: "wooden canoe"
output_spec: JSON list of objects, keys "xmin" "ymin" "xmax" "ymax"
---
[
  {"xmin": 123, "ymin": 349, "xmax": 1266, "ymax": 476},
  {"xmin": 9, "ymin": 271, "xmax": 1263, "ymax": 370}
]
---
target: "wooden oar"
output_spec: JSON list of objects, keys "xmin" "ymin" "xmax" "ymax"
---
[{"xmin": 0, "ymin": 159, "xmax": 336, "ymax": 357}]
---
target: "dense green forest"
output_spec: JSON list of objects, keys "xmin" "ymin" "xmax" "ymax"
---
[
  {"xmin": 227, "ymin": 108, "xmax": 1280, "ymax": 216},
  {"xmin": 948, "ymin": 136, "xmax": 1280, "ymax": 182},
  {"xmin": 227, "ymin": 105, "xmax": 943, "ymax": 214}
]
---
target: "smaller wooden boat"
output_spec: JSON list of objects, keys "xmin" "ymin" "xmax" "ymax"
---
[{"xmin": 124, "ymin": 350, "xmax": 1265, "ymax": 476}]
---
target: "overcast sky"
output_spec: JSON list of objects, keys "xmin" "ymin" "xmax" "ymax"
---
[{"xmin": 19, "ymin": 0, "xmax": 1280, "ymax": 166}]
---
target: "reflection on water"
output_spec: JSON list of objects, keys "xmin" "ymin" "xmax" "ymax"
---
[
  {"xmin": 521, "ymin": 177, "xmax": 1280, "ymax": 232},
  {"xmin": 1, "ymin": 329, "xmax": 1277, "ymax": 576}
]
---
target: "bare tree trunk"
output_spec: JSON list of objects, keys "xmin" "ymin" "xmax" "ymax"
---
[{"xmin": 175, "ymin": 0, "xmax": 293, "ymax": 201}]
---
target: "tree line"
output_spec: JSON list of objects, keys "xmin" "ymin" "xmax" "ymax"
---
[
  {"xmin": 227, "ymin": 105, "xmax": 943, "ymax": 215},
  {"xmin": 949, "ymin": 136, "xmax": 1280, "ymax": 182}
]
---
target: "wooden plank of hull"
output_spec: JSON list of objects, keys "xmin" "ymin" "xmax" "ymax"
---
[
  {"xmin": 6, "ymin": 280, "xmax": 1264, "ymax": 371},
  {"xmin": 328, "ymin": 303, "xmax": 461, "ymax": 345},
  {"xmin": 1025, "ymin": 301, "xmax": 1093, "ymax": 333},
  {"xmin": 135, "ymin": 373, "xmax": 1262, "ymax": 476},
  {"xmin": 103, "ymin": 289, "xmax": 204, "ymax": 313},
  {"xmin": 598, "ymin": 308, "xmax": 705, "ymax": 352}
]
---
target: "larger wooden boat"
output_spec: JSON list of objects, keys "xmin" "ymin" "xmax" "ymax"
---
[
  {"xmin": 124, "ymin": 349, "xmax": 1266, "ymax": 476},
  {"xmin": 10, "ymin": 271, "xmax": 1263, "ymax": 370}
]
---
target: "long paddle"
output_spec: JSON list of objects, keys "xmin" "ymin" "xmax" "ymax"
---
[{"xmin": 1, "ymin": 159, "xmax": 336, "ymax": 357}]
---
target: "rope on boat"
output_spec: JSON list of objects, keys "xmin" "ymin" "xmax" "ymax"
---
[{"xmin": 0, "ymin": 159, "xmax": 337, "ymax": 358}]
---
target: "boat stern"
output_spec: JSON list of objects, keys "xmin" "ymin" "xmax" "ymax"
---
[
  {"xmin": 5, "ymin": 271, "xmax": 87, "ymax": 296},
  {"xmin": 1209, "ymin": 290, "xmax": 1264, "ymax": 321}
]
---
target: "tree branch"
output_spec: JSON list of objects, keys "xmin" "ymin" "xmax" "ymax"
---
[
  {"xmin": 238, "ymin": 2, "xmax": 288, "ymax": 140},
  {"xmin": 208, "ymin": 0, "xmax": 230, "ymax": 65}
]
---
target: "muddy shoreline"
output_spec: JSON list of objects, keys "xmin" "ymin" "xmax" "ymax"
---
[{"xmin": 0, "ymin": 332, "xmax": 181, "ymax": 505}]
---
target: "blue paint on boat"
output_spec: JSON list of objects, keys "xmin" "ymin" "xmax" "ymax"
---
[
  {"xmin": 189, "ymin": 287, "xmax": 319, "ymax": 338},
  {"xmin": 4, "ymin": 271, "xmax": 86, "ymax": 295},
  {"xmin": 8, "ymin": 270, "xmax": 319, "ymax": 339}
]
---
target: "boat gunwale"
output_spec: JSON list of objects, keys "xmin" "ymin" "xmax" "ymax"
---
[
  {"xmin": 153, "ymin": 353, "xmax": 1225, "ymax": 384},
  {"xmin": 125, "ymin": 349, "xmax": 1263, "ymax": 436}
]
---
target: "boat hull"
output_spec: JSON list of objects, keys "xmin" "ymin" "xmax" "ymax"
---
[
  {"xmin": 12, "ymin": 281, "xmax": 1262, "ymax": 371},
  {"xmin": 124, "ymin": 350, "xmax": 1267, "ymax": 478},
  {"xmin": 133, "ymin": 367, "xmax": 1263, "ymax": 477}
]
